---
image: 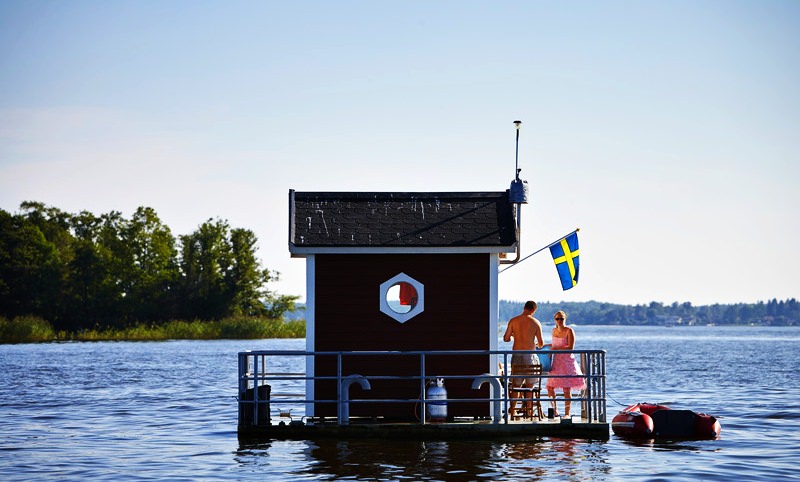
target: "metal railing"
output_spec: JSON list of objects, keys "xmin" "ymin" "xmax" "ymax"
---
[{"xmin": 238, "ymin": 349, "xmax": 606, "ymax": 426}]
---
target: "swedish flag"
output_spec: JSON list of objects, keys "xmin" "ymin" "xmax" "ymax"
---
[{"xmin": 549, "ymin": 231, "xmax": 580, "ymax": 290}]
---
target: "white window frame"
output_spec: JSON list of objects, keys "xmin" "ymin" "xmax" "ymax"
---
[{"xmin": 379, "ymin": 272, "xmax": 424, "ymax": 323}]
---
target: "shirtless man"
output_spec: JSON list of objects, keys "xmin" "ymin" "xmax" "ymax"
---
[{"xmin": 502, "ymin": 300, "xmax": 545, "ymax": 417}]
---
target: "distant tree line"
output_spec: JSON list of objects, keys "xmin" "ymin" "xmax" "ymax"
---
[
  {"xmin": 500, "ymin": 299, "xmax": 800, "ymax": 326},
  {"xmin": 0, "ymin": 202, "xmax": 298, "ymax": 332}
]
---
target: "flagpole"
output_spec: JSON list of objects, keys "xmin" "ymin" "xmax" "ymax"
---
[{"xmin": 498, "ymin": 228, "xmax": 580, "ymax": 273}]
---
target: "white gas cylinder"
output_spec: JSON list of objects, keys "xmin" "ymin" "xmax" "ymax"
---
[{"xmin": 425, "ymin": 378, "xmax": 448, "ymax": 422}]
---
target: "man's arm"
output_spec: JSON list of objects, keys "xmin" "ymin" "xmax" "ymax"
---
[
  {"xmin": 534, "ymin": 323, "xmax": 544, "ymax": 348},
  {"xmin": 503, "ymin": 320, "xmax": 513, "ymax": 343}
]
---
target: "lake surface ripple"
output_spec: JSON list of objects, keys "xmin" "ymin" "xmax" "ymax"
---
[{"xmin": 1, "ymin": 326, "xmax": 798, "ymax": 481}]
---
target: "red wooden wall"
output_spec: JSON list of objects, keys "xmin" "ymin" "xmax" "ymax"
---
[{"xmin": 313, "ymin": 253, "xmax": 492, "ymax": 421}]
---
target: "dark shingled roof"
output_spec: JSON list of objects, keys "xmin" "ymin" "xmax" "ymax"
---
[{"xmin": 289, "ymin": 190, "xmax": 518, "ymax": 251}]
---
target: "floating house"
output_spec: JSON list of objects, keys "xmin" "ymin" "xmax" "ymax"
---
[{"xmin": 238, "ymin": 131, "xmax": 608, "ymax": 439}]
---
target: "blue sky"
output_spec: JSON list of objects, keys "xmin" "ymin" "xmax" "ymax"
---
[{"xmin": 1, "ymin": 1, "xmax": 798, "ymax": 306}]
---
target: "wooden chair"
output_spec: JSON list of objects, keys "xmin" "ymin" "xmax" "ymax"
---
[{"xmin": 510, "ymin": 364, "xmax": 544, "ymax": 420}]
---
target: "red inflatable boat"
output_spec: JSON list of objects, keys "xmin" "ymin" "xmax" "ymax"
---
[{"xmin": 611, "ymin": 403, "xmax": 721, "ymax": 439}]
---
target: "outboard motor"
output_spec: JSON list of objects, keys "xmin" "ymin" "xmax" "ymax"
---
[{"xmin": 426, "ymin": 378, "xmax": 448, "ymax": 422}]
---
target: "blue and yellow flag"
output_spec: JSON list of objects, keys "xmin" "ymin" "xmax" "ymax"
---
[{"xmin": 549, "ymin": 231, "xmax": 580, "ymax": 290}]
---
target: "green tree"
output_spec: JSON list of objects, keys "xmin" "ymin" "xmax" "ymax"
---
[
  {"xmin": 226, "ymin": 227, "xmax": 299, "ymax": 318},
  {"xmin": 0, "ymin": 209, "xmax": 63, "ymax": 323},
  {"xmin": 227, "ymin": 228, "xmax": 270, "ymax": 316},
  {"xmin": 66, "ymin": 210, "xmax": 121, "ymax": 329},
  {"xmin": 179, "ymin": 219, "xmax": 234, "ymax": 320},
  {"xmin": 120, "ymin": 207, "xmax": 180, "ymax": 322},
  {"xmin": 178, "ymin": 219, "xmax": 298, "ymax": 321},
  {"xmin": 19, "ymin": 201, "xmax": 74, "ymax": 262}
]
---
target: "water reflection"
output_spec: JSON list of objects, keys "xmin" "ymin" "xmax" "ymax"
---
[
  {"xmin": 548, "ymin": 438, "xmax": 612, "ymax": 480},
  {"xmin": 496, "ymin": 439, "xmax": 548, "ymax": 479},
  {"xmin": 237, "ymin": 437, "xmax": 612, "ymax": 480},
  {"xmin": 615, "ymin": 436, "xmax": 719, "ymax": 453},
  {"xmin": 301, "ymin": 439, "xmax": 498, "ymax": 480},
  {"xmin": 551, "ymin": 438, "xmax": 581, "ymax": 478}
]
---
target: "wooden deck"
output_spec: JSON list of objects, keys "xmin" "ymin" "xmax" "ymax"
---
[{"xmin": 238, "ymin": 417, "xmax": 610, "ymax": 441}]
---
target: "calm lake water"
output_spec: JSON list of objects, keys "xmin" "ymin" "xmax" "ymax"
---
[{"xmin": 1, "ymin": 326, "xmax": 798, "ymax": 481}]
